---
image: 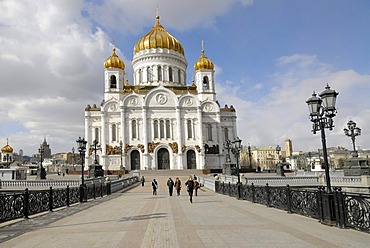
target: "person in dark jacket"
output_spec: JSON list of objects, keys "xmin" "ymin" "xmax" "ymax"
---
[
  {"xmin": 167, "ymin": 178, "xmax": 174, "ymax": 196},
  {"xmin": 175, "ymin": 177, "xmax": 181, "ymax": 196},
  {"xmin": 141, "ymin": 176, "xmax": 145, "ymax": 186},
  {"xmin": 185, "ymin": 175, "xmax": 194, "ymax": 203},
  {"xmin": 152, "ymin": 179, "xmax": 158, "ymax": 195}
]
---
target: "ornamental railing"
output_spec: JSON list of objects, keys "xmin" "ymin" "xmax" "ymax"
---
[
  {"xmin": 215, "ymin": 181, "xmax": 370, "ymax": 233},
  {"xmin": 0, "ymin": 176, "xmax": 139, "ymax": 223}
]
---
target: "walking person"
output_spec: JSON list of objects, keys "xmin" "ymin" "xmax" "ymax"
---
[
  {"xmin": 152, "ymin": 179, "xmax": 158, "ymax": 195},
  {"xmin": 175, "ymin": 177, "xmax": 182, "ymax": 196},
  {"xmin": 167, "ymin": 178, "xmax": 174, "ymax": 196},
  {"xmin": 141, "ymin": 176, "xmax": 145, "ymax": 186},
  {"xmin": 194, "ymin": 177, "xmax": 199, "ymax": 196},
  {"xmin": 185, "ymin": 175, "xmax": 195, "ymax": 203}
]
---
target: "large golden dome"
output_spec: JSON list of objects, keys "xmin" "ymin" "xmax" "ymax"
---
[
  {"xmin": 134, "ymin": 16, "xmax": 184, "ymax": 56},
  {"xmin": 194, "ymin": 49, "xmax": 214, "ymax": 70},
  {"xmin": 1, "ymin": 141, "xmax": 13, "ymax": 153},
  {"xmin": 104, "ymin": 48, "xmax": 125, "ymax": 70}
]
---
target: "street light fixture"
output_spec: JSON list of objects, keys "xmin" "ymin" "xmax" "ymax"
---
[
  {"xmin": 276, "ymin": 145, "xmax": 281, "ymax": 164},
  {"xmin": 306, "ymin": 84, "xmax": 338, "ymax": 192},
  {"xmin": 224, "ymin": 137, "xmax": 242, "ymax": 199},
  {"xmin": 76, "ymin": 136, "xmax": 87, "ymax": 202},
  {"xmin": 247, "ymin": 145, "xmax": 252, "ymax": 170},
  {"xmin": 37, "ymin": 146, "xmax": 46, "ymax": 179},
  {"xmin": 306, "ymin": 84, "xmax": 338, "ymax": 225},
  {"xmin": 119, "ymin": 140, "xmax": 123, "ymax": 171},
  {"xmin": 343, "ymin": 120, "xmax": 361, "ymax": 157}
]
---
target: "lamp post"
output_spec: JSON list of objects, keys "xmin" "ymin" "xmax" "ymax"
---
[
  {"xmin": 224, "ymin": 137, "xmax": 242, "ymax": 199},
  {"xmin": 72, "ymin": 146, "xmax": 75, "ymax": 167},
  {"xmin": 37, "ymin": 146, "xmax": 46, "ymax": 179},
  {"xmin": 76, "ymin": 136, "xmax": 87, "ymax": 202},
  {"xmin": 343, "ymin": 120, "xmax": 361, "ymax": 157},
  {"xmin": 306, "ymin": 84, "xmax": 338, "ymax": 192},
  {"xmin": 276, "ymin": 145, "xmax": 281, "ymax": 164},
  {"xmin": 119, "ymin": 140, "xmax": 123, "ymax": 171},
  {"xmin": 306, "ymin": 84, "xmax": 338, "ymax": 225},
  {"xmin": 247, "ymin": 145, "xmax": 252, "ymax": 171}
]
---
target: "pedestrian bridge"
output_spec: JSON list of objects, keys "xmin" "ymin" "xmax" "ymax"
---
[{"xmin": 0, "ymin": 174, "xmax": 369, "ymax": 247}]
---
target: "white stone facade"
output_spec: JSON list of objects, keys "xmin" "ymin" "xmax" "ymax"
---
[{"xmin": 84, "ymin": 18, "xmax": 238, "ymax": 171}]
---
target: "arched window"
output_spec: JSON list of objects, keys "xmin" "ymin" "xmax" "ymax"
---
[
  {"xmin": 138, "ymin": 69, "xmax": 142, "ymax": 83},
  {"xmin": 132, "ymin": 120, "xmax": 137, "ymax": 139},
  {"xmin": 224, "ymin": 127, "xmax": 229, "ymax": 141},
  {"xmin": 110, "ymin": 75, "xmax": 117, "ymax": 88},
  {"xmin": 94, "ymin": 128, "xmax": 99, "ymax": 143},
  {"xmin": 178, "ymin": 70, "xmax": 181, "ymax": 84},
  {"xmin": 207, "ymin": 124, "xmax": 213, "ymax": 141},
  {"xmin": 154, "ymin": 120, "xmax": 159, "ymax": 139},
  {"xmin": 187, "ymin": 120, "xmax": 192, "ymax": 139},
  {"xmin": 166, "ymin": 120, "xmax": 171, "ymax": 138},
  {"xmin": 169, "ymin": 67, "xmax": 173, "ymax": 82},
  {"xmin": 147, "ymin": 67, "xmax": 152, "ymax": 82},
  {"xmin": 160, "ymin": 120, "xmax": 165, "ymax": 138},
  {"xmin": 158, "ymin": 66, "xmax": 162, "ymax": 81},
  {"xmin": 112, "ymin": 124, "xmax": 117, "ymax": 142},
  {"xmin": 203, "ymin": 76, "xmax": 209, "ymax": 90}
]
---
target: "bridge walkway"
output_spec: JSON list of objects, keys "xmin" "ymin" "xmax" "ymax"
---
[{"xmin": 0, "ymin": 174, "xmax": 369, "ymax": 247}]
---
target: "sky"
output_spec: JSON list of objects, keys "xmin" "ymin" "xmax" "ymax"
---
[{"xmin": 1, "ymin": 0, "xmax": 369, "ymax": 156}]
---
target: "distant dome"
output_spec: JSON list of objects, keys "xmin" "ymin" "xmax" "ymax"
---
[
  {"xmin": 1, "ymin": 141, "xmax": 13, "ymax": 153},
  {"xmin": 104, "ymin": 48, "xmax": 125, "ymax": 70},
  {"xmin": 133, "ymin": 16, "xmax": 184, "ymax": 56},
  {"xmin": 194, "ymin": 49, "xmax": 214, "ymax": 70}
]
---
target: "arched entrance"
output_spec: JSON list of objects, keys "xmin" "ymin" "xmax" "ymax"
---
[
  {"xmin": 130, "ymin": 150, "xmax": 140, "ymax": 170},
  {"xmin": 187, "ymin": 150, "xmax": 196, "ymax": 169},
  {"xmin": 157, "ymin": 148, "xmax": 170, "ymax": 170}
]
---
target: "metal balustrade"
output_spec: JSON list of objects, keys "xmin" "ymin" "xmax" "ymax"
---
[
  {"xmin": 0, "ymin": 176, "xmax": 138, "ymax": 223},
  {"xmin": 215, "ymin": 181, "xmax": 370, "ymax": 233}
]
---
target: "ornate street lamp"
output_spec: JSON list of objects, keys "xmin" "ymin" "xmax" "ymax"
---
[
  {"xmin": 306, "ymin": 84, "xmax": 338, "ymax": 192},
  {"xmin": 276, "ymin": 145, "xmax": 281, "ymax": 164},
  {"xmin": 343, "ymin": 120, "xmax": 361, "ymax": 157},
  {"xmin": 247, "ymin": 145, "xmax": 252, "ymax": 170},
  {"xmin": 76, "ymin": 136, "xmax": 87, "ymax": 202},
  {"xmin": 37, "ymin": 146, "xmax": 46, "ymax": 179},
  {"xmin": 224, "ymin": 137, "xmax": 242, "ymax": 199},
  {"xmin": 306, "ymin": 84, "xmax": 338, "ymax": 225},
  {"xmin": 119, "ymin": 140, "xmax": 123, "ymax": 171},
  {"xmin": 72, "ymin": 146, "xmax": 75, "ymax": 167}
]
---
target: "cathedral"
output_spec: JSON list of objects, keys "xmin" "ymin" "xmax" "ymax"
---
[{"xmin": 84, "ymin": 16, "xmax": 238, "ymax": 171}]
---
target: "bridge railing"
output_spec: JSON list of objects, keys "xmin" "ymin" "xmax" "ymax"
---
[
  {"xmin": 0, "ymin": 176, "xmax": 138, "ymax": 223},
  {"xmin": 215, "ymin": 181, "xmax": 370, "ymax": 233}
]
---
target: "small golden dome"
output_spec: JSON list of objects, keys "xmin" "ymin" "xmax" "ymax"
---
[
  {"xmin": 1, "ymin": 141, "xmax": 13, "ymax": 153},
  {"xmin": 134, "ymin": 16, "xmax": 184, "ymax": 56},
  {"xmin": 194, "ymin": 49, "xmax": 214, "ymax": 70},
  {"xmin": 104, "ymin": 48, "xmax": 125, "ymax": 70}
]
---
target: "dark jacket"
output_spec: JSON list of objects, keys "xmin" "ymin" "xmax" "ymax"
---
[{"xmin": 185, "ymin": 180, "xmax": 194, "ymax": 191}]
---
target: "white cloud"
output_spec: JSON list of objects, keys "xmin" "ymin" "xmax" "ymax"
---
[{"xmin": 218, "ymin": 53, "xmax": 370, "ymax": 152}]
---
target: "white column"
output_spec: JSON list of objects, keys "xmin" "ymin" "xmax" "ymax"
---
[
  {"xmin": 101, "ymin": 111, "xmax": 107, "ymax": 170},
  {"xmin": 142, "ymin": 106, "xmax": 148, "ymax": 169},
  {"xmin": 120, "ymin": 107, "xmax": 126, "ymax": 168},
  {"xmin": 197, "ymin": 107, "xmax": 204, "ymax": 169},
  {"xmin": 176, "ymin": 107, "xmax": 183, "ymax": 169}
]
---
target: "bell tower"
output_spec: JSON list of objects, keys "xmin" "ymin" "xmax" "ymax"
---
[{"xmin": 194, "ymin": 41, "xmax": 215, "ymax": 102}]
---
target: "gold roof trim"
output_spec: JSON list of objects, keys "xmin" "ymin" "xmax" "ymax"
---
[
  {"xmin": 220, "ymin": 104, "xmax": 236, "ymax": 112},
  {"xmin": 1, "ymin": 139, "xmax": 13, "ymax": 153},
  {"xmin": 85, "ymin": 104, "xmax": 101, "ymax": 111},
  {"xmin": 123, "ymin": 85, "xmax": 197, "ymax": 95},
  {"xmin": 104, "ymin": 47, "xmax": 125, "ymax": 70},
  {"xmin": 133, "ymin": 16, "xmax": 184, "ymax": 56}
]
